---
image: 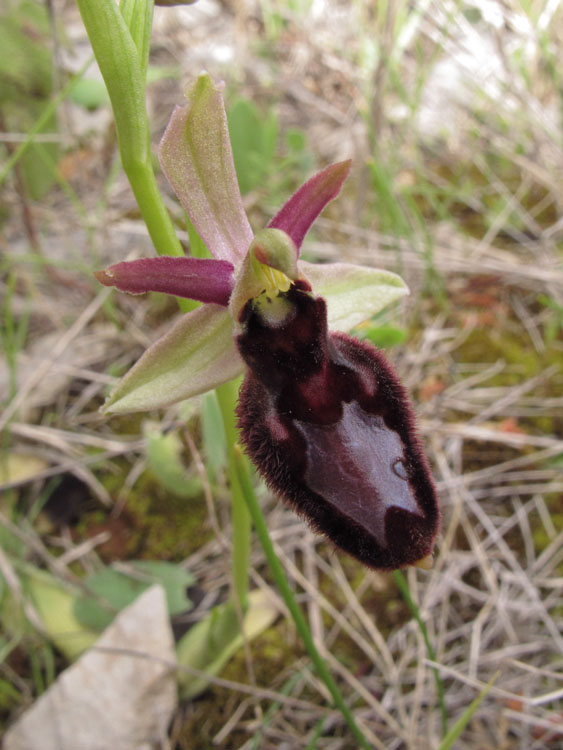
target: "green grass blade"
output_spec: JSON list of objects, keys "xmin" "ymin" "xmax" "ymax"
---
[
  {"xmin": 305, "ymin": 716, "xmax": 328, "ymax": 749},
  {"xmin": 249, "ymin": 670, "xmax": 304, "ymax": 750},
  {"xmin": 216, "ymin": 380, "xmax": 251, "ymax": 613},
  {"xmin": 438, "ymin": 673, "xmax": 499, "ymax": 750},
  {"xmin": 393, "ymin": 569, "xmax": 448, "ymax": 735},
  {"xmin": 0, "ymin": 56, "xmax": 93, "ymax": 189}
]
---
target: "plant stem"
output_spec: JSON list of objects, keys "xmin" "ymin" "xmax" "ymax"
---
[
  {"xmin": 393, "ymin": 569, "xmax": 448, "ymax": 735},
  {"xmin": 216, "ymin": 380, "xmax": 251, "ymax": 613},
  {"xmin": 233, "ymin": 445, "xmax": 372, "ymax": 750},
  {"xmin": 75, "ymin": 0, "xmax": 182, "ymax": 258}
]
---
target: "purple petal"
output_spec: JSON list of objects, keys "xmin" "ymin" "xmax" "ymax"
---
[
  {"xmin": 268, "ymin": 160, "xmax": 351, "ymax": 253},
  {"xmin": 159, "ymin": 74, "xmax": 254, "ymax": 264},
  {"xmin": 95, "ymin": 257, "xmax": 234, "ymax": 306}
]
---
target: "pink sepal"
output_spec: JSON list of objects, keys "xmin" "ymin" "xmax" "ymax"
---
[
  {"xmin": 95, "ymin": 256, "xmax": 234, "ymax": 306},
  {"xmin": 268, "ymin": 160, "xmax": 351, "ymax": 253}
]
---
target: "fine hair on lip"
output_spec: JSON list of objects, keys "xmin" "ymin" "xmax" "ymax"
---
[{"xmin": 236, "ymin": 285, "xmax": 439, "ymax": 571}]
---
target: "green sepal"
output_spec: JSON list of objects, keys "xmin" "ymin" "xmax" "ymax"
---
[
  {"xmin": 299, "ymin": 260, "xmax": 409, "ymax": 331},
  {"xmin": 103, "ymin": 305, "xmax": 244, "ymax": 414},
  {"xmin": 159, "ymin": 73, "xmax": 254, "ymax": 264}
]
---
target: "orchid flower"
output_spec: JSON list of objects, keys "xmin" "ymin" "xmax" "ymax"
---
[{"xmin": 96, "ymin": 73, "xmax": 439, "ymax": 570}]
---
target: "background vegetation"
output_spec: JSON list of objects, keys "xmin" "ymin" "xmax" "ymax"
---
[{"xmin": 1, "ymin": 0, "xmax": 562, "ymax": 748}]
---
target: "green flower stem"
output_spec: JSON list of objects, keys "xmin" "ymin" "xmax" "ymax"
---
[
  {"xmin": 393, "ymin": 569, "xmax": 448, "ymax": 734},
  {"xmin": 76, "ymin": 0, "xmax": 182, "ymax": 258},
  {"xmin": 216, "ymin": 379, "xmax": 251, "ymax": 613},
  {"xmin": 233, "ymin": 445, "xmax": 371, "ymax": 750}
]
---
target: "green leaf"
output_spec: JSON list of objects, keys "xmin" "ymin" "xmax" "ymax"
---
[
  {"xmin": 228, "ymin": 98, "xmax": 279, "ymax": 194},
  {"xmin": 119, "ymin": 0, "xmax": 154, "ymax": 81},
  {"xmin": 69, "ymin": 78, "xmax": 110, "ymax": 110},
  {"xmin": 298, "ymin": 260, "xmax": 409, "ymax": 332},
  {"xmin": 0, "ymin": 3, "xmax": 51, "ymax": 101},
  {"xmin": 263, "ymin": 110, "xmax": 279, "ymax": 162},
  {"xmin": 75, "ymin": 0, "xmax": 148, "ymax": 168},
  {"xmin": 176, "ymin": 589, "xmax": 278, "ymax": 699},
  {"xmin": 359, "ymin": 324, "xmax": 407, "ymax": 349},
  {"xmin": 0, "ymin": 453, "xmax": 49, "ymax": 485},
  {"xmin": 144, "ymin": 421, "xmax": 202, "ymax": 498},
  {"xmin": 0, "ymin": 3, "xmax": 58, "ymax": 200},
  {"xmin": 201, "ymin": 391, "xmax": 226, "ymax": 482},
  {"xmin": 74, "ymin": 561, "xmax": 194, "ymax": 631},
  {"xmin": 0, "ymin": 676, "xmax": 22, "ymax": 709},
  {"xmin": 146, "ymin": 64, "xmax": 180, "ymax": 84},
  {"xmin": 76, "ymin": 0, "xmax": 183, "ymax": 257},
  {"xmin": 285, "ymin": 128, "xmax": 306, "ymax": 153},
  {"xmin": 25, "ymin": 570, "xmax": 98, "ymax": 661},
  {"xmin": 368, "ymin": 159, "xmax": 412, "ymax": 237},
  {"xmin": 130, "ymin": 561, "xmax": 195, "ymax": 614},
  {"xmin": 103, "ymin": 304, "xmax": 244, "ymax": 414},
  {"xmin": 21, "ymin": 133, "xmax": 58, "ymax": 201}
]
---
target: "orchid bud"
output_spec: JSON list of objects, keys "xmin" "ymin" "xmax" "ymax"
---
[{"xmin": 236, "ymin": 284, "xmax": 439, "ymax": 571}]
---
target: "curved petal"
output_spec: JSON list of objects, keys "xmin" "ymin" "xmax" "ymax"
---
[
  {"xmin": 103, "ymin": 305, "xmax": 244, "ymax": 414},
  {"xmin": 95, "ymin": 256, "xmax": 234, "ymax": 306},
  {"xmin": 298, "ymin": 260, "xmax": 408, "ymax": 332},
  {"xmin": 268, "ymin": 160, "xmax": 351, "ymax": 253},
  {"xmin": 159, "ymin": 74, "xmax": 253, "ymax": 264}
]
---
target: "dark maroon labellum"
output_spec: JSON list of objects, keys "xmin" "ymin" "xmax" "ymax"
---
[{"xmin": 236, "ymin": 284, "xmax": 440, "ymax": 571}]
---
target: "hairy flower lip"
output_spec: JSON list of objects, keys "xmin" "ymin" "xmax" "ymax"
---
[{"xmin": 236, "ymin": 293, "xmax": 440, "ymax": 572}]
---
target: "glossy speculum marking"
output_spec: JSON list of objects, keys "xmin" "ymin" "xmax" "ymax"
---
[{"xmin": 236, "ymin": 285, "xmax": 440, "ymax": 571}]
